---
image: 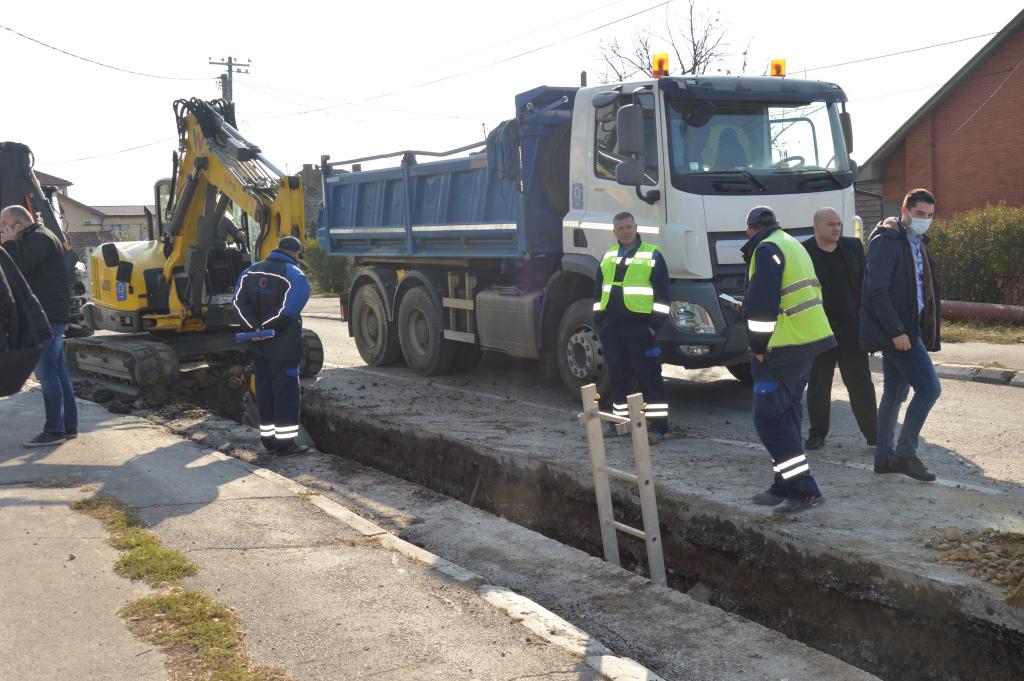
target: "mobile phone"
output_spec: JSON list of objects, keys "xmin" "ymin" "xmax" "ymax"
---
[{"xmin": 718, "ymin": 292, "xmax": 742, "ymax": 306}]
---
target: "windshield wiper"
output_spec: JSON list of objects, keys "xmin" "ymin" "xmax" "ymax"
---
[
  {"xmin": 693, "ymin": 170, "xmax": 767, "ymax": 192},
  {"xmin": 773, "ymin": 168, "xmax": 845, "ymax": 188}
]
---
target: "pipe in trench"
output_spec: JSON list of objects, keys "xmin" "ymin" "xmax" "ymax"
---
[{"xmin": 941, "ymin": 300, "xmax": 1024, "ymax": 325}]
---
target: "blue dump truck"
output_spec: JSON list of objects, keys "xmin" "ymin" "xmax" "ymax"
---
[{"xmin": 318, "ymin": 75, "xmax": 860, "ymax": 396}]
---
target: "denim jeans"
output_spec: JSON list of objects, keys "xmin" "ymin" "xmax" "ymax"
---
[
  {"xmin": 875, "ymin": 337, "xmax": 941, "ymax": 463},
  {"xmin": 34, "ymin": 323, "xmax": 78, "ymax": 435}
]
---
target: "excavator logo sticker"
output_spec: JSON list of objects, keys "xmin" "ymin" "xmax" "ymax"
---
[{"xmin": 116, "ymin": 282, "xmax": 127, "ymax": 301}]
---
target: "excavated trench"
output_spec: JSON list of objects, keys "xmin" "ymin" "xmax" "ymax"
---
[{"xmin": 301, "ymin": 393, "xmax": 1024, "ymax": 681}]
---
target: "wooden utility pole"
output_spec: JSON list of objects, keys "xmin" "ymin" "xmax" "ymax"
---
[{"xmin": 208, "ymin": 56, "xmax": 250, "ymax": 102}]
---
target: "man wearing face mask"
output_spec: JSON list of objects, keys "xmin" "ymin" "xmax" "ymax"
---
[{"xmin": 861, "ymin": 188, "xmax": 942, "ymax": 482}]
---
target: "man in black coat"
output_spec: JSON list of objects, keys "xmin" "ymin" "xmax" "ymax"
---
[
  {"xmin": 1, "ymin": 205, "xmax": 77, "ymax": 446},
  {"xmin": 860, "ymin": 188, "xmax": 942, "ymax": 482},
  {"xmin": 802, "ymin": 207, "xmax": 877, "ymax": 450},
  {"xmin": 0, "ymin": 246, "xmax": 52, "ymax": 396}
]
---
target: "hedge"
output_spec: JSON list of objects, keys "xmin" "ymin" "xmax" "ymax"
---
[
  {"xmin": 302, "ymin": 237, "xmax": 353, "ymax": 294},
  {"xmin": 928, "ymin": 203, "xmax": 1024, "ymax": 305}
]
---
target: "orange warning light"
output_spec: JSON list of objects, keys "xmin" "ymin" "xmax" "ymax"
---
[
  {"xmin": 770, "ymin": 59, "xmax": 787, "ymax": 77},
  {"xmin": 652, "ymin": 53, "xmax": 670, "ymax": 78}
]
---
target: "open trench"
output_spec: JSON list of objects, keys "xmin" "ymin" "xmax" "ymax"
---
[{"xmin": 300, "ymin": 392, "xmax": 1024, "ymax": 681}]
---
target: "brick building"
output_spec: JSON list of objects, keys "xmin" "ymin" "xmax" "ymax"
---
[{"xmin": 857, "ymin": 9, "xmax": 1024, "ymax": 218}]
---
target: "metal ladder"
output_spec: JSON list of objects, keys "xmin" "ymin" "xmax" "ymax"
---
[{"xmin": 578, "ymin": 383, "xmax": 667, "ymax": 587}]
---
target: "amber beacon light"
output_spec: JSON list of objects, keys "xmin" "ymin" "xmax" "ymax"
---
[
  {"xmin": 652, "ymin": 53, "xmax": 670, "ymax": 77},
  {"xmin": 770, "ymin": 59, "xmax": 786, "ymax": 77}
]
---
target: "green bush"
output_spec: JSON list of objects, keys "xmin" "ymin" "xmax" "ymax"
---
[
  {"xmin": 929, "ymin": 203, "xmax": 1024, "ymax": 305},
  {"xmin": 303, "ymin": 237, "xmax": 352, "ymax": 294}
]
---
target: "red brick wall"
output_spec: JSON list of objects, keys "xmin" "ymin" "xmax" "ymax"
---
[{"xmin": 882, "ymin": 29, "xmax": 1024, "ymax": 217}]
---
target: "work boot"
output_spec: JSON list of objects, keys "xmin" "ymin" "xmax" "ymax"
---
[
  {"xmin": 276, "ymin": 443, "xmax": 311, "ymax": 457},
  {"xmin": 647, "ymin": 431, "xmax": 666, "ymax": 446},
  {"xmin": 874, "ymin": 459, "xmax": 898, "ymax": 474},
  {"xmin": 891, "ymin": 456, "xmax": 936, "ymax": 482},
  {"xmin": 804, "ymin": 435, "xmax": 825, "ymax": 450},
  {"xmin": 773, "ymin": 495, "xmax": 825, "ymax": 515},
  {"xmin": 751, "ymin": 489, "xmax": 785, "ymax": 506},
  {"xmin": 603, "ymin": 421, "xmax": 618, "ymax": 438},
  {"xmin": 23, "ymin": 432, "xmax": 66, "ymax": 447}
]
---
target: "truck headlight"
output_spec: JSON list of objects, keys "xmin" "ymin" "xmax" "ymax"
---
[
  {"xmin": 852, "ymin": 214, "xmax": 863, "ymax": 240},
  {"xmin": 670, "ymin": 301, "xmax": 716, "ymax": 334}
]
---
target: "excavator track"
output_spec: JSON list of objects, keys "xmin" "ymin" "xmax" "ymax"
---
[{"xmin": 65, "ymin": 335, "xmax": 181, "ymax": 399}]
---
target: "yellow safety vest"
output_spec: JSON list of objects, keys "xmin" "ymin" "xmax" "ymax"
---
[{"xmin": 598, "ymin": 242, "xmax": 662, "ymax": 314}]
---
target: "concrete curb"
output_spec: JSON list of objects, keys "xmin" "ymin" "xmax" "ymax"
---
[
  {"xmin": 868, "ymin": 357, "xmax": 1023, "ymax": 388},
  {"xmin": 239, "ymin": 455, "xmax": 663, "ymax": 680}
]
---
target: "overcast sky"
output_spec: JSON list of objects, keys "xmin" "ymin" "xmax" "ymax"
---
[{"xmin": 3, "ymin": 0, "xmax": 1020, "ymax": 205}]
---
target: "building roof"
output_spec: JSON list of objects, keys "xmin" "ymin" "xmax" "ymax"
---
[
  {"xmin": 66, "ymin": 230, "xmax": 121, "ymax": 259},
  {"xmin": 92, "ymin": 205, "xmax": 156, "ymax": 218},
  {"xmin": 57, "ymin": 193, "xmax": 105, "ymax": 217},
  {"xmin": 33, "ymin": 170, "xmax": 73, "ymax": 187},
  {"xmin": 859, "ymin": 8, "xmax": 1024, "ymax": 180}
]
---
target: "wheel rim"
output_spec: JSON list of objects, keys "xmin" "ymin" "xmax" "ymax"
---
[
  {"xmin": 407, "ymin": 309, "xmax": 430, "ymax": 358},
  {"xmin": 358, "ymin": 305, "xmax": 382, "ymax": 352},
  {"xmin": 566, "ymin": 325, "xmax": 603, "ymax": 380}
]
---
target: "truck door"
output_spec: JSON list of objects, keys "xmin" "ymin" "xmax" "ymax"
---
[{"xmin": 564, "ymin": 91, "xmax": 667, "ymax": 262}]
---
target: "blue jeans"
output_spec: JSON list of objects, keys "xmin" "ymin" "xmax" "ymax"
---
[
  {"xmin": 34, "ymin": 324, "xmax": 78, "ymax": 435},
  {"xmin": 875, "ymin": 337, "xmax": 940, "ymax": 463}
]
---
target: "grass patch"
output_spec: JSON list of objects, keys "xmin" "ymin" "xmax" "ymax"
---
[
  {"xmin": 121, "ymin": 589, "xmax": 292, "ymax": 681},
  {"xmin": 942, "ymin": 321, "xmax": 1024, "ymax": 344},
  {"xmin": 71, "ymin": 498, "xmax": 196, "ymax": 585}
]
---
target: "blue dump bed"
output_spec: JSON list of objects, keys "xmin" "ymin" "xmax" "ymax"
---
[{"xmin": 318, "ymin": 86, "xmax": 576, "ymax": 260}]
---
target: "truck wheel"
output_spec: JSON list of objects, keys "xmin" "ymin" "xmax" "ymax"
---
[
  {"xmin": 450, "ymin": 343, "xmax": 483, "ymax": 373},
  {"xmin": 352, "ymin": 284, "xmax": 402, "ymax": 366},
  {"xmin": 397, "ymin": 286, "xmax": 457, "ymax": 376},
  {"xmin": 727, "ymin": 362, "xmax": 754, "ymax": 385},
  {"xmin": 300, "ymin": 329, "xmax": 325, "ymax": 377},
  {"xmin": 556, "ymin": 299, "xmax": 610, "ymax": 399}
]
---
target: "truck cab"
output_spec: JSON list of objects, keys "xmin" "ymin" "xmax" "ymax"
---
[{"xmin": 561, "ymin": 76, "xmax": 858, "ymax": 381}]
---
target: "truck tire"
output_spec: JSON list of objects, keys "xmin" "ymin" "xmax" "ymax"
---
[
  {"xmin": 397, "ymin": 286, "xmax": 457, "ymax": 376},
  {"xmin": 352, "ymin": 284, "xmax": 402, "ymax": 366},
  {"xmin": 300, "ymin": 329, "xmax": 325, "ymax": 377},
  {"xmin": 556, "ymin": 298, "xmax": 610, "ymax": 399},
  {"xmin": 450, "ymin": 343, "xmax": 483, "ymax": 373},
  {"xmin": 727, "ymin": 362, "xmax": 754, "ymax": 385}
]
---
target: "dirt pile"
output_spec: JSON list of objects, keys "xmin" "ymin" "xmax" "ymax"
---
[{"xmin": 919, "ymin": 527, "xmax": 1024, "ymax": 604}]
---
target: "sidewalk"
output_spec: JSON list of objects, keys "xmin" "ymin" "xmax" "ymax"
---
[{"xmin": 0, "ymin": 391, "xmax": 614, "ymax": 681}]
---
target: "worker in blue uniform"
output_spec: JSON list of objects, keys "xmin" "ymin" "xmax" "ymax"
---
[
  {"xmin": 593, "ymin": 211, "xmax": 672, "ymax": 445},
  {"xmin": 741, "ymin": 206, "xmax": 836, "ymax": 514},
  {"xmin": 233, "ymin": 235, "xmax": 311, "ymax": 455}
]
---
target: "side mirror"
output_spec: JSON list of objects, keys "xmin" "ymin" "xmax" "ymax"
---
[
  {"xmin": 615, "ymin": 159, "xmax": 646, "ymax": 186},
  {"xmin": 592, "ymin": 90, "xmax": 620, "ymax": 108},
  {"xmin": 684, "ymin": 101, "xmax": 716, "ymax": 128},
  {"xmin": 614, "ymin": 103, "xmax": 644, "ymax": 156},
  {"xmin": 840, "ymin": 111, "xmax": 853, "ymax": 154}
]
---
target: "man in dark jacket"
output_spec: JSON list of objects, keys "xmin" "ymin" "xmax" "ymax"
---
[
  {"xmin": 0, "ymin": 247, "xmax": 52, "ymax": 396},
  {"xmin": 1, "ymin": 205, "xmax": 77, "ymax": 446},
  {"xmin": 803, "ymin": 207, "xmax": 877, "ymax": 450},
  {"xmin": 233, "ymin": 235, "xmax": 311, "ymax": 455},
  {"xmin": 861, "ymin": 188, "xmax": 942, "ymax": 482},
  {"xmin": 592, "ymin": 211, "xmax": 672, "ymax": 445}
]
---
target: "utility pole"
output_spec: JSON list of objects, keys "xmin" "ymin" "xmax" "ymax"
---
[{"xmin": 208, "ymin": 56, "xmax": 250, "ymax": 102}]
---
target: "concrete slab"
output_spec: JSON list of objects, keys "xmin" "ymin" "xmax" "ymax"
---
[
  {"xmin": 934, "ymin": 363, "xmax": 980, "ymax": 381},
  {"xmin": 0, "ymin": 486, "xmax": 167, "ymax": 681},
  {"xmin": 1011, "ymin": 372, "xmax": 1024, "ymax": 388},
  {"xmin": 974, "ymin": 367, "xmax": 1015, "ymax": 385}
]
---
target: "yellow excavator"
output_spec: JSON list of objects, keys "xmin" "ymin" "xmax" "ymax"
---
[{"xmin": 66, "ymin": 98, "xmax": 323, "ymax": 397}]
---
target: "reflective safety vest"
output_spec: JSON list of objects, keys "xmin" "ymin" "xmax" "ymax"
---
[
  {"xmin": 747, "ymin": 230, "xmax": 833, "ymax": 349},
  {"xmin": 598, "ymin": 241, "xmax": 663, "ymax": 315}
]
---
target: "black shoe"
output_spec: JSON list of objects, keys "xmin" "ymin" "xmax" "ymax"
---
[
  {"xmin": 647, "ymin": 431, "xmax": 666, "ymax": 446},
  {"xmin": 865, "ymin": 436, "xmax": 877, "ymax": 447},
  {"xmin": 603, "ymin": 422, "xmax": 618, "ymax": 438},
  {"xmin": 773, "ymin": 495, "xmax": 825, "ymax": 515},
  {"xmin": 891, "ymin": 456, "xmax": 936, "ymax": 482},
  {"xmin": 23, "ymin": 432, "xmax": 66, "ymax": 447},
  {"xmin": 804, "ymin": 435, "xmax": 825, "ymax": 450},
  {"xmin": 64, "ymin": 430, "xmax": 78, "ymax": 440},
  {"xmin": 751, "ymin": 490, "xmax": 785, "ymax": 506},
  {"xmin": 276, "ymin": 443, "xmax": 311, "ymax": 456},
  {"xmin": 874, "ymin": 459, "xmax": 898, "ymax": 474}
]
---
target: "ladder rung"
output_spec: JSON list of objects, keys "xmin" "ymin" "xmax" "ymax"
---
[
  {"xmin": 442, "ymin": 296, "xmax": 475, "ymax": 310},
  {"xmin": 604, "ymin": 467, "xmax": 638, "ymax": 484},
  {"xmin": 611, "ymin": 521, "xmax": 646, "ymax": 540}
]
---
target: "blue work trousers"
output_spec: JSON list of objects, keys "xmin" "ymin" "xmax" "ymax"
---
[
  {"xmin": 252, "ymin": 354, "xmax": 301, "ymax": 451},
  {"xmin": 751, "ymin": 352, "xmax": 820, "ymax": 498},
  {"xmin": 602, "ymin": 332, "xmax": 669, "ymax": 434},
  {"xmin": 875, "ymin": 337, "xmax": 941, "ymax": 464},
  {"xmin": 34, "ymin": 324, "xmax": 78, "ymax": 435}
]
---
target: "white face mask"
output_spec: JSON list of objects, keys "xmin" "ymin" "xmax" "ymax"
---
[{"xmin": 905, "ymin": 214, "xmax": 932, "ymax": 236}]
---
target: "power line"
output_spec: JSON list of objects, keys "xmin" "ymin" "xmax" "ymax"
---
[
  {"xmin": 799, "ymin": 32, "xmax": 997, "ymax": 74},
  {"xmin": 0, "ymin": 23, "xmax": 208, "ymax": 81},
  {"xmin": 261, "ymin": 0, "xmax": 675, "ymax": 121},
  {"xmin": 47, "ymin": 137, "xmax": 177, "ymax": 165}
]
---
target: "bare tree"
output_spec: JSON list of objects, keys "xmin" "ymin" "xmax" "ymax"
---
[{"xmin": 598, "ymin": 0, "xmax": 743, "ymax": 83}]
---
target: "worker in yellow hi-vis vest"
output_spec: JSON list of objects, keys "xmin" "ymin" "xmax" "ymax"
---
[
  {"xmin": 593, "ymin": 211, "xmax": 672, "ymax": 445},
  {"xmin": 741, "ymin": 206, "xmax": 836, "ymax": 514}
]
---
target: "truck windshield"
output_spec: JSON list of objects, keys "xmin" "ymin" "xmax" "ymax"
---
[{"xmin": 666, "ymin": 98, "xmax": 852, "ymax": 195}]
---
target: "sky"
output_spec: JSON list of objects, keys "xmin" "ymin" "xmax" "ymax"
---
[{"xmin": 2, "ymin": 0, "xmax": 1020, "ymax": 205}]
